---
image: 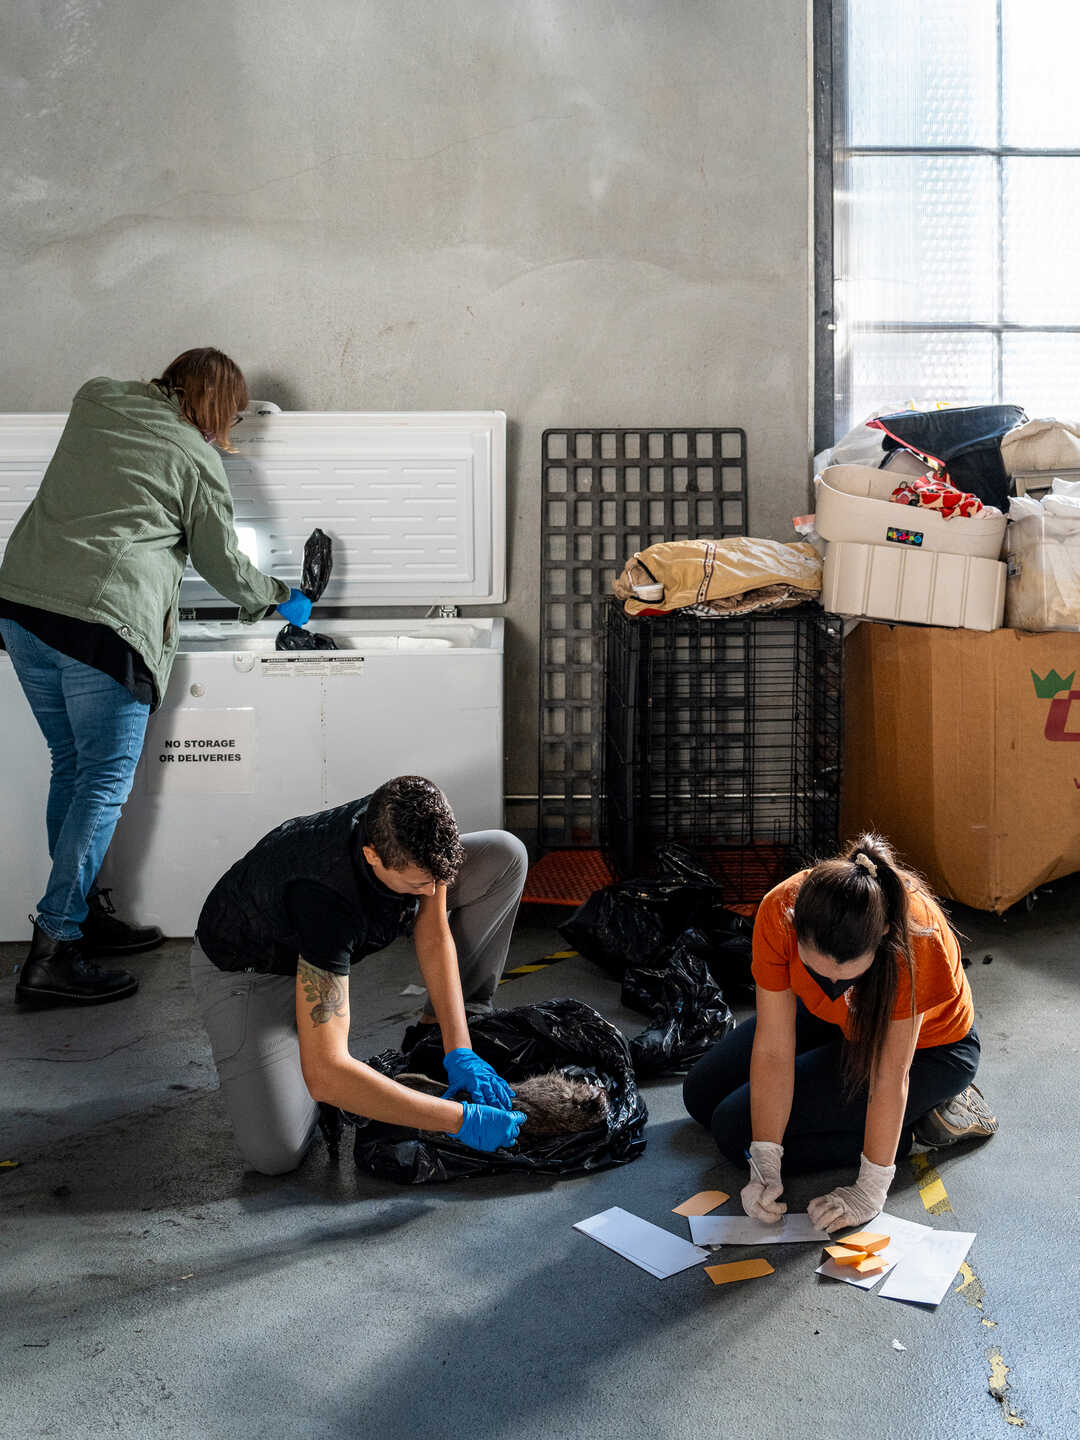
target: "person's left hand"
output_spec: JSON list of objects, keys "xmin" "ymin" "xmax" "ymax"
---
[
  {"xmin": 442, "ymin": 1047, "xmax": 516, "ymax": 1108},
  {"xmin": 808, "ymin": 1153, "xmax": 896, "ymax": 1231}
]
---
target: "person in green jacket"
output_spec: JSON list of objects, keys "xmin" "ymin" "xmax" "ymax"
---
[{"xmin": 0, "ymin": 347, "xmax": 313, "ymax": 1008}]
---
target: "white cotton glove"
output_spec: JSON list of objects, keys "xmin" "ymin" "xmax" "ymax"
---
[
  {"xmin": 740, "ymin": 1140, "xmax": 787, "ymax": 1223},
  {"xmin": 808, "ymin": 1153, "xmax": 896, "ymax": 1232}
]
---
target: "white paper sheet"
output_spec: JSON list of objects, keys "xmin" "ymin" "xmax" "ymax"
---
[
  {"xmin": 688, "ymin": 1213, "xmax": 830, "ymax": 1247},
  {"xmin": 878, "ymin": 1230, "xmax": 976, "ymax": 1306},
  {"xmin": 815, "ymin": 1212, "xmax": 933, "ymax": 1290},
  {"xmin": 574, "ymin": 1207, "xmax": 710, "ymax": 1278}
]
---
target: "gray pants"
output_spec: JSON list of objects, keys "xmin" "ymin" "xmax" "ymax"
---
[{"xmin": 190, "ymin": 830, "xmax": 528, "ymax": 1175}]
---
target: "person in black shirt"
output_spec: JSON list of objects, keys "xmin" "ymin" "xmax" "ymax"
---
[{"xmin": 190, "ymin": 776, "xmax": 529, "ymax": 1174}]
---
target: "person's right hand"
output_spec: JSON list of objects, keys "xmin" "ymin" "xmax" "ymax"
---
[
  {"xmin": 741, "ymin": 1139, "xmax": 787, "ymax": 1223},
  {"xmin": 278, "ymin": 588, "xmax": 313, "ymax": 626},
  {"xmin": 451, "ymin": 1102, "xmax": 526, "ymax": 1152}
]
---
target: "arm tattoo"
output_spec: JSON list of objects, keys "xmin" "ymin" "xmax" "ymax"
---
[{"xmin": 298, "ymin": 959, "xmax": 347, "ymax": 1027}]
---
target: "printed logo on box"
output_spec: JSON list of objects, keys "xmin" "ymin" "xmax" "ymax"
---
[
  {"xmin": 1032, "ymin": 669, "xmax": 1080, "ymax": 743},
  {"xmin": 885, "ymin": 526, "xmax": 924, "ymax": 547}
]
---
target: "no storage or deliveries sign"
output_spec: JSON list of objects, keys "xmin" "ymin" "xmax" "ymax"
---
[{"xmin": 145, "ymin": 708, "xmax": 255, "ymax": 794}]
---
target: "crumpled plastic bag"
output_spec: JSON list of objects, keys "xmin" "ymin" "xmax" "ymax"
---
[
  {"xmin": 559, "ymin": 847, "xmax": 751, "ymax": 1074},
  {"xmin": 275, "ymin": 527, "xmax": 337, "ymax": 651},
  {"xmin": 623, "ymin": 928, "xmax": 735, "ymax": 1076},
  {"xmin": 346, "ymin": 998, "xmax": 648, "ymax": 1184}
]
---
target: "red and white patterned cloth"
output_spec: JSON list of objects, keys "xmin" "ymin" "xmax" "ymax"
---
[{"xmin": 890, "ymin": 474, "xmax": 984, "ymax": 519}]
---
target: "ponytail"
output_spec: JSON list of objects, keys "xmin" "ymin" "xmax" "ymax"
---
[{"xmin": 793, "ymin": 832, "xmax": 920, "ymax": 1095}]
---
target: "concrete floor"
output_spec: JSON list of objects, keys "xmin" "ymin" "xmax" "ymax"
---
[{"xmin": 1, "ymin": 887, "xmax": 1078, "ymax": 1440}]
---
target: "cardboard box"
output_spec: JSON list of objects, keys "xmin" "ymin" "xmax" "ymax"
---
[{"xmin": 842, "ymin": 621, "xmax": 1080, "ymax": 912}]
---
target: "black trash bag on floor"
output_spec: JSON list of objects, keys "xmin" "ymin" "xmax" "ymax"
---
[
  {"xmin": 558, "ymin": 854, "xmax": 753, "ymax": 994},
  {"xmin": 559, "ymin": 873, "xmax": 719, "ymax": 981},
  {"xmin": 559, "ymin": 850, "xmax": 751, "ymax": 1076},
  {"xmin": 347, "ymin": 998, "xmax": 648, "ymax": 1184},
  {"xmin": 275, "ymin": 527, "xmax": 337, "ymax": 651},
  {"xmin": 625, "ymin": 928, "xmax": 735, "ymax": 1076}
]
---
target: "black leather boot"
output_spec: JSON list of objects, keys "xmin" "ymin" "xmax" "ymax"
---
[
  {"xmin": 82, "ymin": 889, "xmax": 164, "ymax": 956},
  {"xmin": 15, "ymin": 921, "xmax": 139, "ymax": 1007}
]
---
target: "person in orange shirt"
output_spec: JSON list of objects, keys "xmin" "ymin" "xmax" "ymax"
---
[{"xmin": 683, "ymin": 833, "xmax": 997, "ymax": 1230}]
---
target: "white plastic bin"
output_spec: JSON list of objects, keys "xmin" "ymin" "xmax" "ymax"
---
[
  {"xmin": 823, "ymin": 542, "xmax": 1006, "ymax": 632},
  {"xmin": 815, "ymin": 465, "xmax": 1007, "ymax": 560}
]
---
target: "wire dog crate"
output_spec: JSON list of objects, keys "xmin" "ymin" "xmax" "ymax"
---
[
  {"xmin": 603, "ymin": 601, "xmax": 844, "ymax": 905},
  {"xmin": 538, "ymin": 427, "xmax": 748, "ymax": 854}
]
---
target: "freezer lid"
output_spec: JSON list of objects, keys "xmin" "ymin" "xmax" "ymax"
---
[{"xmin": 0, "ymin": 409, "xmax": 506, "ymax": 607}]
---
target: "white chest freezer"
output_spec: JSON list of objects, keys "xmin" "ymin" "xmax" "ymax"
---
[{"xmin": 0, "ymin": 410, "xmax": 506, "ymax": 939}]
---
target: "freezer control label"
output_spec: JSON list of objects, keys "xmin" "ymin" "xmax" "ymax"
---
[{"xmin": 146, "ymin": 708, "xmax": 255, "ymax": 794}]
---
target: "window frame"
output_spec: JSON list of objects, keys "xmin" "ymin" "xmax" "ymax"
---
[{"xmin": 814, "ymin": 0, "xmax": 1080, "ymax": 452}]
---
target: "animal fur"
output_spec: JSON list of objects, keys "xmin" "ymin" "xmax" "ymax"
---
[{"xmin": 396, "ymin": 1070, "xmax": 608, "ymax": 1137}]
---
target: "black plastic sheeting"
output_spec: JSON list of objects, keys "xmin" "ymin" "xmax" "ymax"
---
[
  {"xmin": 875, "ymin": 404, "xmax": 1027, "ymax": 513},
  {"xmin": 276, "ymin": 527, "xmax": 337, "ymax": 651},
  {"xmin": 560, "ymin": 846, "xmax": 752, "ymax": 1075},
  {"xmin": 347, "ymin": 998, "xmax": 648, "ymax": 1184}
]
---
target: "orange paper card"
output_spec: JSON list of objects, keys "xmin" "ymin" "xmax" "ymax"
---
[
  {"xmin": 705, "ymin": 1258, "xmax": 775, "ymax": 1287},
  {"xmin": 839, "ymin": 1230, "xmax": 890, "ymax": 1254},
  {"xmin": 825, "ymin": 1245, "xmax": 863, "ymax": 1263},
  {"xmin": 672, "ymin": 1190, "xmax": 730, "ymax": 1217},
  {"xmin": 854, "ymin": 1256, "xmax": 887, "ymax": 1275}
]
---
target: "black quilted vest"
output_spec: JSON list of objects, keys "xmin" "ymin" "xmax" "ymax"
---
[{"xmin": 196, "ymin": 795, "xmax": 419, "ymax": 973}]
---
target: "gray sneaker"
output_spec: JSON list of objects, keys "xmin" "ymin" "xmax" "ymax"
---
[{"xmin": 913, "ymin": 1085, "xmax": 998, "ymax": 1148}]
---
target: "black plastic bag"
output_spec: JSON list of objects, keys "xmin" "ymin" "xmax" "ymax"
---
[
  {"xmin": 275, "ymin": 624, "xmax": 338, "ymax": 651},
  {"xmin": 559, "ymin": 874, "xmax": 719, "ymax": 981},
  {"xmin": 625, "ymin": 928, "xmax": 735, "ymax": 1076},
  {"xmin": 348, "ymin": 998, "xmax": 648, "ymax": 1184},
  {"xmin": 559, "ymin": 855, "xmax": 753, "ymax": 995},
  {"xmin": 275, "ymin": 527, "xmax": 337, "ymax": 651},
  {"xmin": 559, "ymin": 851, "xmax": 751, "ymax": 1075}
]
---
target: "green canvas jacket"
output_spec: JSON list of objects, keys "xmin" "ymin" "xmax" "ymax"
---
[{"xmin": 0, "ymin": 377, "xmax": 289, "ymax": 705}]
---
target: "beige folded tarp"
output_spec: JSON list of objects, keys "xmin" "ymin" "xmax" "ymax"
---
[{"xmin": 614, "ymin": 537, "xmax": 822, "ymax": 617}]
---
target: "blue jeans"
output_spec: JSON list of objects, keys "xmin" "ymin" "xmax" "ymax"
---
[{"xmin": 0, "ymin": 619, "xmax": 150, "ymax": 941}]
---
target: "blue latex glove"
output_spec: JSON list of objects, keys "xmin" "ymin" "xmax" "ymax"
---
[
  {"xmin": 278, "ymin": 588, "xmax": 313, "ymax": 627},
  {"xmin": 451, "ymin": 1102, "xmax": 526, "ymax": 1152},
  {"xmin": 442, "ymin": 1047, "xmax": 516, "ymax": 1108}
]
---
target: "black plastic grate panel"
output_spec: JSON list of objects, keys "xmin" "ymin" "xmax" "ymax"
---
[
  {"xmin": 539, "ymin": 427, "xmax": 748, "ymax": 851},
  {"xmin": 603, "ymin": 602, "xmax": 844, "ymax": 905}
]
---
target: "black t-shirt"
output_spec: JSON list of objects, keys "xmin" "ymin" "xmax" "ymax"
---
[
  {"xmin": 0, "ymin": 598, "xmax": 155, "ymax": 705},
  {"xmin": 283, "ymin": 879, "xmax": 395, "ymax": 975}
]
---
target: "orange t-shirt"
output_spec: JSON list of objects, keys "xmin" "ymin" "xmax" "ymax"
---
[{"xmin": 751, "ymin": 872, "xmax": 973, "ymax": 1049}]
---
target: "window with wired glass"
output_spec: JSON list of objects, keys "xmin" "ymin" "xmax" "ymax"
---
[{"xmin": 818, "ymin": 0, "xmax": 1080, "ymax": 450}]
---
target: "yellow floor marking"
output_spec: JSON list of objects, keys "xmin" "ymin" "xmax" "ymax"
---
[
  {"xmin": 910, "ymin": 1152, "xmax": 954, "ymax": 1215},
  {"xmin": 911, "ymin": 1156, "xmax": 1024, "ymax": 1427},
  {"xmin": 498, "ymin": 950, "xmax": 578, "ymax": 984},
  {"xmin": 987, "ymin": 1349, "xmax": 1026, "ymax": 1427}
]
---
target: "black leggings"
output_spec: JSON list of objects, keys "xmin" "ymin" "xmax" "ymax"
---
[{"xmin": 682, "ymin": 1002, "xmax": 980, "ymax": 1172}]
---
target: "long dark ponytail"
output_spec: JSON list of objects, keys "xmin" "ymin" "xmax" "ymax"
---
[{"xmin": 792, "ymin": 833, "xmax": 922, "ymax": 1095}]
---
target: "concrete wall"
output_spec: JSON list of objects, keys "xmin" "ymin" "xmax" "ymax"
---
[{"xmin": 2, "ymin": 0, "xmax": 813, "ymax": 835}]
